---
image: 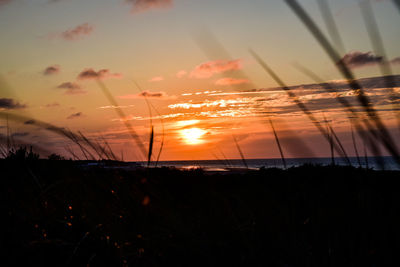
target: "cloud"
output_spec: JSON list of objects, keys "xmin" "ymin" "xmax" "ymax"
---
[
  {"xmin": 163, "ymin": 74, "xmax": 400, "ymax": 121},
  {"xmin": 119, "ymin": 90, "xmax": 175, "ymax": 100},
  {"xmin": 77, "ymin": 68, "xmax": 123, "ymax": 80},
  {"xmin": 149, "ymin": 76, "xmax": 164, "ymax": 82},
  {"xmin": 390, "ymin": 57, "xmax": 400, "ymax": 65},
  {"xmin": 44, "ymin": 102, "xmax": 60, "ymax": 108},
  {"xmin": 0, "ymin": 98, "xmax": 26, "ymax": 110},
  {"xmin": 67, "ymin": 112, "xmax": 83, "ymax": 119},
  {"xmin": 43, "ymin": 65, "xmax": 60, "ymax": 75},
  {"xmin": 11, "ymin": 132, "xmax": 29, "ymax": 138},
  {"xmin": 338, "ymin": 51, "xmax": 383, "ymax": 68},
  {"xmin": 190, "ymin": 59, "xmax": 242, "ymax": 79},
  {"xmin": 126, "ymin": 0, "xmax": 173, "ymax": 13},
  {"xmin": 98, "ymin": 105, "xmax": 135, "ymax": 109},
  {"xmin": 176, "ymin": 70, "xmax": 187, "ymax": 78},
  {"xmin": 215, "ymin": 78, "xmax": 250, "ymax": 86},
  {"xmin": 57, "ymin": 82, "xmax": 87, "ymax": 95},
  {"xmin": 24, "ymin": 120, "xmax": 35, "ymax": 125},
  {"xmin": 60, "ymin": 23, "xmax": 94, "ymax": 41}
]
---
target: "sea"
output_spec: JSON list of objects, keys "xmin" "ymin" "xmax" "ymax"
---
[{"xmin": 151, "ymin": 157, "xmax": 400, "ymax": 171}]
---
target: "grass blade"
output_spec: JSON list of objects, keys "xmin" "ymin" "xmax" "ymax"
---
[
  {"xmin": 233, "ymin": 135, "xmax": 248, "ymax": 169},
  {"xmin": 284, "ymin": 0, "xmax": 400, "ymax": 165},
  {"xmin": 269, "ymin": 119, "xmax": 287, "ymax": 169},
  {"xmin": 96, "ymin": 79, "xmax": 146, "ymax": 160}
]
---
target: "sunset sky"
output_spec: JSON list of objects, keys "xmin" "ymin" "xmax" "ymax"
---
[{"xmin": 1, "ymin": 0, "xmax": 400, "ymax": 161}]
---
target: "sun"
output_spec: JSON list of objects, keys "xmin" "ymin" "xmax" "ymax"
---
[{"xmin": 180, "ymin": 128, "xmax": 207, "ymax": 145}]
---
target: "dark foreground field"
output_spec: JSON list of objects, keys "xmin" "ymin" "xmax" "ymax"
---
[{"xmin": 1, "ymin": 159, "xmax": 400, "ymax": 267}]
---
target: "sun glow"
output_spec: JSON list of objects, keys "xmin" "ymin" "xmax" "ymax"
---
[{"xmin": 180, "ymin": 128, "xmax": 207, "ymax": 145}]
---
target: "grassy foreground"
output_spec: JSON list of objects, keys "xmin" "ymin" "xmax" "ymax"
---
[{"xmin": 1, "ymin": 159, "xmax": 400, "ymax": 267}]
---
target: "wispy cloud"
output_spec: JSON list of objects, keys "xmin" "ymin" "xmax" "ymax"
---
[
  {"xmin": 190, "ymin": 59, "xmax": 242, "ymax": 79},
  {"xmin": 60, "ymin": 23, "xmax": 94, "ymax": 41},
  {"xmin": 149, "ymin": 76, "xmax": 164, "ymax": 82},
  {"xmin": 119, "ymin": 90, "xmax": 175, "ymax": 99},
  {"xmin": 43, "ymin": 102, "xmax": 60, "ymax": 108},
  {"xmin": 168, "ymin": 98, "xmax": 256, "ymax": 110},
  {"xmin": 215, "ymin": 78, "xmax": 250, "ymax": 86},
  {"xmin": 164, "ymin": 75, "xmax": 400, "ymax": 120},
  {"xmin": 57, "ymin": 82, "xmax": 86, "ymax": 95},
  {"xmin": 98, "ymin": 105, "xmax": 135, "ymax": 109},
  {"xmin": 11, "ymin": 132, "xmax": 29, "ymax": 138},
  {"xmin": 67, "ymin": 112, "xmax": 83, "ymax": 119},
  {"xmin": 338, "ymin": 51, "xmax": 383, "ymax": 68},
  {"xmin": 43, "ymin": 65, "xmax": 60, "ymax": 76},
  {"xmin": 24, "ymin": 120, "xmax": 35, "ymax": 125},
  {"xmin": 176, "ymin": 70, "xmax": 187, "ymax": 78},
  {"xmin": 338, "ymin": 51, "xmax": 400, "ymax": 69},
  {"xmin": 391, "ymin": 57, "xmax": 400, "ymax": 65},
  {"xmin": 77, "ymin": 68, "xmax": 123, "ymax": 80},
  {"xmin": 0, "ymin": 98, "xmax": 26, "ymax": 110},
  {"xmin": 126, "ymin": 0, "xmax": 173, "ymax": 13}
]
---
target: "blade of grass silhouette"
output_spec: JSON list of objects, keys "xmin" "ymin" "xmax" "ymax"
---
[
  {"xmin": 211, "ymin": 150, "xmax": 228, "ymax": 168},
  {"xmin": 284, "ymin": 0, "xmax": 400, "ymax": 165},
  {"xmin": 393, "ymin": 0, "xmax": 400, "ymax": 13},
  {"xmin": 217, "ymin": 146, "xmax": 232, "ymax": 167},
  {"xmin": 194, "ymin": 28, "xmax": 315, "ymax": 159},
  {"xmin": 0, "ymin": 135, "xmax": 50, "ymax": 158},
  {"xmin": 360, "ymin": 0, "xmax": 400, "ymax": 128},
  {"xmin": 6, "ymin": 115, "xmax": 10, "ymax": 152},
  {"xmin": 0, "ymin": 112, "xmax": 104, "ymax": 160},
  {"xmin": 131, "ymin": 79, "xmax": 165, "ymax": 167},
  {"xmin": 78, "ymin": 131, "xmax": 105, "ymax": 160},
  {"xmin": 293, "ymin": 62, "xmax": 384, "ymax": 167},
  {"xmin": 364, "ymin": 141, "xmax": 369, "ymax": 169},
  {"xmin": 193, "ymin": 28, "xmax": 256, "ymax": 91},
  {"xmin": 100, "ymin": 136, "xmax": 118, "ymax": 161},
  {"xmin": 269, "ymin": 118, "xmax": 287, "ymax": 169},
  {"xmin": 133, "ymin": 80, "xmax": 154, "ymax": 167},
  {"xmin": 351, "ymin": 124, "xmax": 362, "ymax": 167},
  {"xmin": 322, "ymin": 112, "xmax": 351, "ymax": 166},
  {"xmin": 323, "ymin": 113, "xmax": 335, "ymax": 165},
  {"xmin": 148, "ymin": 126, "xmax": 154, "ymax": 167},
  {"xmin": 250, "ymin": 49, "xmax": 349, "ymax": 160},
  {"xmin": 96, "ymin": 79, "xmax": 146, "ymax": 160},
  {"xmin": 329, "ymin": 124, "xmax": 351, "ymax": 165},
  {"xmin": 70, "ymin": 132, "xmax": 93, "ymax": 160},
  {"xmin": 317, "ymin": 0, "xmax": 345, "ymax": 55},
  {"xmin": 233, "ymin": 135, "xmax": 248, "ymax": 169},
  {"xmin": 81, "ymin": 132, "xmax": 117, "ymax": 160},
  {"xmin": 65, "ymin": 145, "xmax": 80, "ymax": 160}
]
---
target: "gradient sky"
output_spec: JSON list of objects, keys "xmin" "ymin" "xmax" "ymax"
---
[{"xmin": 1, "ymin": 0, "xmax": 400, "ymax": 161}]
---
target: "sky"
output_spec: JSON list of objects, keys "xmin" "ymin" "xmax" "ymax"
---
[{"xmin": 1, "ymin": 0, "xmax": 400, "ymax": 161}]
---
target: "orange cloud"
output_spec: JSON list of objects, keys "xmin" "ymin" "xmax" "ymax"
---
[
  {"xmin": 77, "ymin": 68, "xmax": 122, "ymax": 80},
  {"xmin": 176, "ymin": 70, "xmax": 187, "ymax": 78},
  {"xmin": 215, "ymin": 78, "xmax": 250, "ymax": 86},
  {"xmin": 119, "ymin": 91, "xmax": 175, "ymax": 100},
  {"xmin": 126, "ymin": 0, "xmax": 173, "ymax": 13},
  {"xmin": 149, "ymin": 76, "xmax": 164, "ymax": 82},
  {"xmin": 67, "ymin": 112, "xmax": 83, "ymax": 119},
  {"xmin": 60, "ymin": 23, "xmax": 94, "ymax": 41},
  {"xmin": 190, "ymin": 59, "xmax": 242, "ymax": 79}
]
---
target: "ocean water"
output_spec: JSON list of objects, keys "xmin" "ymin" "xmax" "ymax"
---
[{"xmin": 153, "ymin": 157, "xmax": 399, "ymax": 171}]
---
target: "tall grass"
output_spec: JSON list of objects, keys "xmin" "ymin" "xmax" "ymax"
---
[{"xmin": 284, "ymin": 0, "xmax": 400, "ymax": 166}]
